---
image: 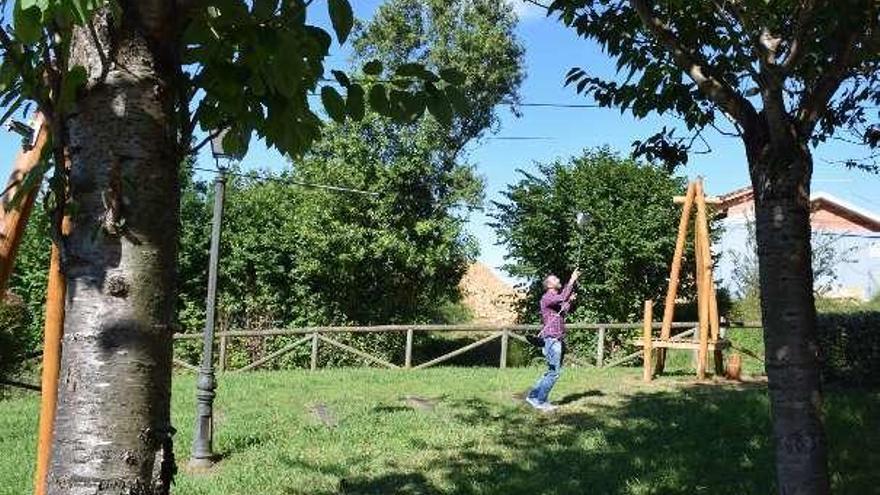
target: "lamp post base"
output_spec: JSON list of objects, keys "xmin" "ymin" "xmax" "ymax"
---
[{"xmin": 187, "ymin": 455, "xmax": 217, "ymax": 471}]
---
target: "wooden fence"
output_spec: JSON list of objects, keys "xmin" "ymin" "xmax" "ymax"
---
[{"xmin": 172, "ymin": 321, "xmax": 763, "ymax": 373}]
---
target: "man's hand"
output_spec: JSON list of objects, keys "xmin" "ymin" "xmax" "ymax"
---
[{"xmin": 569, "ymin": 293, "xmax": 577, "ymax": 302}]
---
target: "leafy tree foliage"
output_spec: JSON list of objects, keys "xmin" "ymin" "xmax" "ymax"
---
[
  {"xmin": 353, "ymin": 0, "xmax": 525, "ymax": 152},
  {"xmin": 174, "ymin": 0, "xmax": 523, "ymax": 360},
  {"xmin": 491, "ymin": 149, "xmax": 698, "ymax": 355},
  {"xmin": 176, "ymin": 116, "xmax": 484, "ymax": 366}
]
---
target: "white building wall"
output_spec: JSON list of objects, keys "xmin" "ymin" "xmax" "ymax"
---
[{"xmin": 715, "ymin": 206, "xmax": 880, "ymax": 301}]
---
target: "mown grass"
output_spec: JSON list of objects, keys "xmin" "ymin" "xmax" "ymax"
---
[{"xmin": 2, "ymin": 367, "xmax": 877, "ymax": 494}]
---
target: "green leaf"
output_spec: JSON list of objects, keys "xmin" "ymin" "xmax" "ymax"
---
[
  {"xmin": 14, "ymin": 5, "xmax": 43, "ymax": 44},
  {"xmin": 328, "ymin": 0, "xmax": 354, "ymax": 44},
  {"xmin": 426, "ymin": 90, "xmax": 452, "ymax": 126},
  {"xmin": 395, "ymin": 63, "xmax": 424, "ymax": 78},
  {"xmin": 221, "ymin": 128, "xmax": 250, "ymax": 158},
  {"xmin": 252, "ymin": 0, "xmax": 279, "ymax": 21},
  {"xmin": 68, "ymin": 0, "xmax": 99, "ymax": 24},
  {"xmin": 331, "ymin": 69, "xmax": 351, "ymax": 88},
  {"xmin": 321, "ymin": 86, "xmax": 347, "ymax": 122},
  {"xmin": 368, "ymin": 84, "xmax": 389, "ymax": 116},
  {"xmin": 363, "ymin": 59, "xmax": 383, "ymax": 76},
  {"xmin": 444, "ymin": 86, "xmax": 467, "ymax": 114},
  {"xmin": 347, "ymin": 84, "xmax": 365, "ymax": 121},
  {"xmin": 439, "ymin": 68, "xmax": 466, "ymax": 85},
  {"xmin": 59, "ymin": 65, "xmax": 87, "ymax": 112}
]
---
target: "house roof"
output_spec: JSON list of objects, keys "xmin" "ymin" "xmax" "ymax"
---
[{"xmin": 717, "ymin": 186, "xmax": 880, "ymax": 232}]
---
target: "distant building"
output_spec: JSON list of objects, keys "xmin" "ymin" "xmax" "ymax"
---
[{"xmin": 715, "ymin": 187, "xmax": 880, "ymax": 300}]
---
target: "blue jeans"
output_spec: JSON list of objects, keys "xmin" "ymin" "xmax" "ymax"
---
[{"xmin": 528, "ymin": 337, "xmax": 562, "ymax": 403}]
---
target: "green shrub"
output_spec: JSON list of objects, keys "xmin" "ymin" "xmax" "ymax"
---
[
  {"xmin": 0, "ymin": 295, "xmax": 33, "ymax": 380},
  {"xmin": 817, "ymin": 312, "xmax": 880, "ymax": 386}
]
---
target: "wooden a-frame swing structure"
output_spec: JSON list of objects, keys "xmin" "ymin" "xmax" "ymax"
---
[{"xmin": 638, "ymin": 178, "xmax": 730, "ymax": 381}]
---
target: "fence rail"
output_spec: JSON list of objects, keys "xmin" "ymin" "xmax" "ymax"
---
[{"xmin": 172, "ymin": 321, "xmax": 763, "ymax": 373}]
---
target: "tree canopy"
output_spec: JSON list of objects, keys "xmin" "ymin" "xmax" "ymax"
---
[
  {"xmin": 549, "ymin": 0, "xmax": 879, "ymax": 170},
  {"xmin": 492, "ymin": 148, "xmax": 694, "ymax": 323}
]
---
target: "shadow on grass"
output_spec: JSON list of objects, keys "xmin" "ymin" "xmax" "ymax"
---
[{"xmin": 280, "ymin": 384, "xmax": 878, "ymax": 495}]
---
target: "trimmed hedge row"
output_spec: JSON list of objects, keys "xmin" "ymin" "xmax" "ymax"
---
[{"xmin": 817, "ymin": 312, "xmax": 880, "ymax": 386}]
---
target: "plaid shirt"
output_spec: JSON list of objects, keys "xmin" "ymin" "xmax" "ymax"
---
[{"xmin": 538, "ymin": 279, "xmax": 575, "ymax": 339}]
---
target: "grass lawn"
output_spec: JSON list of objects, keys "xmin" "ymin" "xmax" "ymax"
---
[{"xmin": 1, "ymin": 367, "xmax": 878, "ymax": 494}]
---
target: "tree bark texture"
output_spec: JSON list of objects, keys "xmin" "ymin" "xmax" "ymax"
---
[
  {"xmin": 47, "ymin": 5, "xmax": 179, "ymax": 495},
  {"xmin": 747, "ymin": 132, "xmax": 830, "ymax": 495}
]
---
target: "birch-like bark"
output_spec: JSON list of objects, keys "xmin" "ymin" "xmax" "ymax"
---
[
  {"xmin": 47, "ymin": 5, "xmax": 179, "ymax": 494},
  {"xmin": 747, "ymin": 133, "xmax": 830, "ymax": 495}
]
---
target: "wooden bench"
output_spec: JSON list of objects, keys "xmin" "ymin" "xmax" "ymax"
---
[{"xmin": 634, "ymin": 338, "xmax": 730, "ymax": 351}]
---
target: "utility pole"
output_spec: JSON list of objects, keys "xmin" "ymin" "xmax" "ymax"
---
[{"xmin": 189, "ymin": 131, "xmax": 233, "ymax": 469}]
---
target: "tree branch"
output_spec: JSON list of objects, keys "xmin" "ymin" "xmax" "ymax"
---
[
  {"xmin": 189, "ymin": 128, "xmax": 223, "ymax": 155},
  {"xmin": 797, "ymin": 29, "xmax": 862, "ymax": 136},
  {"xmin": 628, "ymin": 0, "xmax": 756, "ymax": 129},
  {"xmin": 781, "ymin": 0, "xmax": 818, "ymax": 72}
]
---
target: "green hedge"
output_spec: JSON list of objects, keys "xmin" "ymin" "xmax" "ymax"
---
[
  {"xmin": 0, "ymin": 296, "xmax": 32, "ymax": 380},
  {"xmin": 818, "ymin": 312, "xmax": 880, "ymax": 386}
]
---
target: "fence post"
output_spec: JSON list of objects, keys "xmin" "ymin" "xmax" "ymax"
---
[
  {"xmin": 499, "ymin": 329, "xmax": 509, "ymax": 369},
  {"xmin": 596, "ymin": 326, "xmax": 606, "ymax": 367},
  {"xmin": 310, "ymin": 332, "xmax": 319, "ymax": 371},
  {"xmin": 218, "ymin": 335, "xmax": 227, "ymax": 373},
  {"xmin": 405, "ymin": 328, "xmax": 414, "ymax": 369},
  {"xmin": 642, "ymin": 300, "xmax": 654, "ymax": 382}
]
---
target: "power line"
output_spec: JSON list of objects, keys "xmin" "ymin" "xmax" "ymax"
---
[
  {"xmin": 308, "ymin": 91, "xmax": 605, "ymax": 109},
  {"xmin": 518, "ymin": 102, "xmax": 603, "ymax": 108},
  {"xmin": 190, "ymin": 165, "xmax": 380, "ymax": 196}
]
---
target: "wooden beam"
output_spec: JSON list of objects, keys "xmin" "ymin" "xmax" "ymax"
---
[
  {"xmin": 674, "ymin": 195, "xmax": 722, "ymax": 205},
  {"xmin": 0, "ymin": 113, "xmax": 49, "ymax": 295},
  {"xmin": 413, "ymin": 333, "xmax": 501, "ymax": 370},
  {"xmin": 657, "ymin": 181, "xmax": 696, "ymax": 374},
  {"xmin": 170, "ymin": 321, "xmax": 700, "ymax": 339},
  {"xmin": 499, "ymin": 329, "xmax": 509, "ymax": 369},
  {"xmin": 232, "ymin": 335, "xmax": 312, "ymax": 373},
  {"xmin": 33, "ymin": 241, "xmax": 64, "ymax": 495},
  {"xmin": 634, "ymin": 339, "xmax": 730, "ymax": 350},
  {"xmin": 404, "ymin": 328, "xmax": 414, "ymax": 369},
  {"xmin": 695, "ymin": 179, "xmax": 712, "ymax": 380},
  {"xmin": 642, "ymin": 300, "xmax": 654, "ymax": 382},
  {"xmin": 318, "ymin": 334, "xmax": 400, "ymax": 369},
  {"xmin": 310, "ymin": 332, "xmax": 319, "ymax": 371},
  {"xmin": 173, "ymin": 358, "xmax": 200, "ymax": 373}
]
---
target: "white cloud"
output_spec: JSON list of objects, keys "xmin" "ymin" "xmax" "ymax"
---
[{"xmin": 508, "ymin": 0, "xmax": 545, "ymax": 21}]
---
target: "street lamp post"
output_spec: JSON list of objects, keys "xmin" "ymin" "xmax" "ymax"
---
[{"xmin": 189, "ymin": 131, "xmax": 234, "ymax": 469}]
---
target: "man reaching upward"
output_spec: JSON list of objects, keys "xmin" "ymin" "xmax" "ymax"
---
[{"xmin": 526, "ymin": 269, "xmax": 579, "ymax": 411}]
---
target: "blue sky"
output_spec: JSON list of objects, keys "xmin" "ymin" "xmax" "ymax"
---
[{"xmin": 1, "ymin": 1, "xmax": 877, "ymax": 280}]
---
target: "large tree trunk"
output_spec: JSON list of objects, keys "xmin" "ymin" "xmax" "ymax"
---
[
  {"xmin": 747, "ymin": 136, "xmax": 830, "ymax": 495},
  {"xmin": 47, "ymin": 5, "xmax": 179, "ymax": 495}
]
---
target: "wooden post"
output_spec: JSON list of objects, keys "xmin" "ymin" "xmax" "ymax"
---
[
  {"xmin": 642, "ymin": 300, "xmax": 654, "ymax": 382},
  {"xmin": 499, "ymin": 329, "xmax": 509, "ymax": 369},
  {"xmin": 218, "ymin": 335, "xmax": 227, "ymax": 373},
  {"xmin": 596, "ymin": 326, "xmax": 606, "ymax": 367},
  {"xmin": 405, "ymin": 328, "xmax": 414, "ymax": 369},
  {"xmin": 310, "ymin": 332, "xmax": 319, "ymax": 371},
  {"xmin": 0, "ymin": 113, "xmax": 49, "ymax": 295},
  {"xmin": 708, "ymin": 269, "xmax": 720, "ymax": 342},
  {"xmin": 656, "ymin": 181, "xmax": 696, "ymax": 374},
  {"xmin": 33, "ymin": 240, "xmax": 64, "ymax": 495},
  {"xmin": 695, "ymin": 179, "xmax": 711, "ymax": 380}
]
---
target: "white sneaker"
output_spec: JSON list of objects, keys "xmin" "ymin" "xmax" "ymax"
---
[
  {"xmin": 538, "ymin": 402, "xmax": 558, "ymax": 412},
  {"xmin": 525, "ymin": 397, "xmax": 543, "ymax": 410}
]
